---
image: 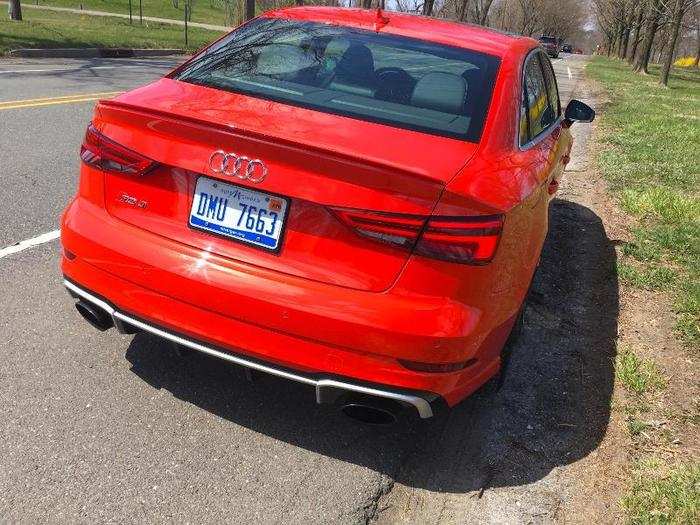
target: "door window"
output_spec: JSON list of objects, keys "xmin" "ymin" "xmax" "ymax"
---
[
  {"xmin": 520, "ymin": 52, "xmax": 556, "ymax": 145},
  {"xmin": 539, "ymin": 52, "xmax": 561, "ymax": 117}
]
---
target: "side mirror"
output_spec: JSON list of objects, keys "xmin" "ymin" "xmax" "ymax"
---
[{"xmin": 564, "ymin": 99, "xmax": 595, "ymax": 124}]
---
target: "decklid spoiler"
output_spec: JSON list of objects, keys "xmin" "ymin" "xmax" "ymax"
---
[{"xmin": 98, "ymin": 78, "xmax": 478, "ymax": 211}]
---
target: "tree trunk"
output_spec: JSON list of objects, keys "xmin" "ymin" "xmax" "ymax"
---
[
  {"xmin": 458, "ymin": 0, "xmax": 470, "ymax": 21},
  {"xmin": 654, "ymin": 29, "xmax": 668, "ymax": 64},
  {"xmin": 244, "ymin": 0, "xmax": 254, "ymax": 21},
  {"xmin": 634, "ymin": 0, "xmax": 661, "ymax": 73},
  {"xmin": 628, "ymin": 7, "xmax": 645, "ymax": 64},
  {"xmin": 422, "ymin": 0, "xmax": 435, "ymax": 16},
  {"xmin": 361, "ymin": 0, "xmax": 372, "ymax": 8},
  {"xmin": 694, "ymin": 17, "xmax": 700, "ymax": 67},
  {"xmin": 617, "ymin": 25, "xmax": 625, "ymax": 58},
  {"xmin": 479, "ymin": 0, "xmax": 495, "ymax": 25},
  {"xmin": 9, "ymin": 0, "xmax": 22, "ymax": 21},
  {"xmin": 621, "ymin": 27, "xmax": 631, "ymax": 59},
  {"xmin": 660, "ymin": 0, "xmax": 683, "ymax": 85}
]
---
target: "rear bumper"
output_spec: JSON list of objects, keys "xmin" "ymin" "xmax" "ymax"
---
[
  {"xmin": 64, "ymin": 278, "xmax": 439, "ymax": 418},
  {"xmin": 61, "ymin": 197, "xmax": 508, "ymax": 408}
]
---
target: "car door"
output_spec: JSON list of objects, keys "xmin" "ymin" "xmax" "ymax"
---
[
  {"xmin": 538, "ymin": 51, "xmax": 572, "ymax": 196},
  {"xmin": 520, "ymin": 50, "xmax": 569, "ymax": 204},
  {"xmin": 510, "ymin": 49, "xmax": 569, "ymax": 283}
]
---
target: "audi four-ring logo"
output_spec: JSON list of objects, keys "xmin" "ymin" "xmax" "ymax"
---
[{"xmin": 207, "ymin": 150, "xmax": 268, "ymax": 183}]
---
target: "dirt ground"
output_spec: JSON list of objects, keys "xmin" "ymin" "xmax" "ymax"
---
[
  {"xmin": 374, "ymin": 71, "xmax": 698, "ymax": 524},
  {"xmin": 374, "ymin": 74, "xmax": 623, "ymax": 525}
]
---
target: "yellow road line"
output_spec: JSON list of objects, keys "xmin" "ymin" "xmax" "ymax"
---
[{"xmin": 0, "ymin": 91, "xmax": 123, "ymax": 110}]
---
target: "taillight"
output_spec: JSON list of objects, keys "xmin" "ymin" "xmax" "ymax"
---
[
  {"xmin": 80, "ymin": 124, "xmax": 155, "ymax": 175},
  {"xmin": 415, "ymin": 215, "xmax": 503, "ymax": 264},
  {"xmin": 332, "ymin": 209, "xmax": 425, "ymax": 249},
  {"xmin": 332, "ymin": 208, "xmax": 503, "ymax": 265}
]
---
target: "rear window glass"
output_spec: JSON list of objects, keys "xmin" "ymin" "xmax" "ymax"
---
[
  {"xmin": 539, "ymin": 36, "xmax": 557, "ymax": 44},
  {"xmin": 172, "ymin": 18, "xmax": 500, "ymax": 142}
]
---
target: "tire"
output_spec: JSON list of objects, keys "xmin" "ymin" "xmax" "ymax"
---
[{"xmin": 497, "ymin": 304, "xmax": 525, "ymax": 390}]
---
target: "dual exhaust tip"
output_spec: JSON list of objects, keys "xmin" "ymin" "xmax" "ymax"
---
[
  {"xmin": 75, "ymin": 300, "xmax": 113, "ymax": 331},
  {"xmin": 74, "ymin": 300, "xmax": 403, "ymax": 425},
  {"xmin": 338, "ymin": 395, "xmax": 402, "ymax": 425}
]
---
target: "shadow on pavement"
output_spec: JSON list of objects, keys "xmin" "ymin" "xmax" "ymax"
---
[{"xmin": 125, "ymin": 197, "xmax": 619, "ymax": 493}]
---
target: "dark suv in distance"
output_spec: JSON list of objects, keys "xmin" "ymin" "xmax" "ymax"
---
[
  {"xmin": 539, "ymin": 36, "xmax": 559, "ymax": 58},
  {"xmin": 562, "ymin": 43, "xmax": 573, "ymax": 53}
]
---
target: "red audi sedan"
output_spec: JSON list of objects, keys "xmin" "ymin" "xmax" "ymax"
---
[{"xmin": 61, "ymin": 7, "xmax": 594, "ymax": 423}]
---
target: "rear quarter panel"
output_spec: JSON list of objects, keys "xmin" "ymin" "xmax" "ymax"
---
[{"xmin": 400, "ymin": 43, "xmax": 570, "ymax": 362}]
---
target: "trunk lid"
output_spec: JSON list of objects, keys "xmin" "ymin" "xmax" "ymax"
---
[{"xmin": 95, "ymin": 79, "xmax": 478, "ymax": 291}]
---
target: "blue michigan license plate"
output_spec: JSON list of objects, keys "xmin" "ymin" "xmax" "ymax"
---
[{"xmin": 189, "ymin": 177, "xmax": 289, "ymax": 251}]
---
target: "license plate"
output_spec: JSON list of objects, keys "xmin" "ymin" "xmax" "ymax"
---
[{"xmin": 189, "ymin": 177, "xmax": 289, "ymax": 252}]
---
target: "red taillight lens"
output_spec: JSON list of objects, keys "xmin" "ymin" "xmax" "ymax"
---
[
  {"xmin": 332, "ymin": 209, "xmax": 426, "ymax": 249},
  {"xmin": 80, "ymin": 124, "xmax": 155, "ymax": 175},
  {"xmin": 415, "ymin": 215, "xmax": 503, "ymax": 264},
  {"xmin": 333, "ymin": 208, "xmax": 503, "ymax": 265}
]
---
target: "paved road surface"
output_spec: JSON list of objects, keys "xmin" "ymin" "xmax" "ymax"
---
[{"xmin": 0, "ymin": 54, "xmax": 589, "ymax": 523}]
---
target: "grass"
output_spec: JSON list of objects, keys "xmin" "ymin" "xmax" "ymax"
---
[
  {"xmin": 628, "ymin": 418, "xmax": 651, "ymax": 437},
  {"xmin": 617, "ymin": 262, "xmax": 676, "ymax": 291},
  {"xmin": 616, "ymin": 347, "xmax": 667, "ymax": 396},
  {"xmin": 23, "ymin": 0, "xmax": 251, "ymax": 26},
  {"xmin": 586, "ymin": 57, "xmax": 700, "ymax": 350},
  {"xmin": 0, "ymin": 9, "xmax": 224, "ymax": 54},
  {"xmin": 622, "ymin": 459, "xmax": 699, "ymax": 524}
]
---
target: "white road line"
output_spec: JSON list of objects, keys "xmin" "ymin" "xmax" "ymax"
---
[
  {"xmin": 0, "ymin": 230, "xmax": 60, "ymax": 259},
  {"xmin": 567, "ymin": 66, "xmax": 572, "ymax": 80},
  {"xmin": 0, "ymin": 65, "xmax": 172, "ymax": 75}
]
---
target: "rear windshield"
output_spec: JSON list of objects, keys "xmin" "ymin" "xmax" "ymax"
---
[
  {"xmin": 539, "ymin": 36, "xmax": 557, "ymax": 44},
  {"xmin": 172, "ymin": 18, "xmax": 500, "ymax": 142}
]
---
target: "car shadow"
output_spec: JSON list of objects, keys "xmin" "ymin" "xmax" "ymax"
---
[{"xmin": 125, "ymin": 197, "xmax": 619, "ymax": 493}]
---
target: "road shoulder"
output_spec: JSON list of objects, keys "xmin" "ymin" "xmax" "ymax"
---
[{"xmin": 376, "ymin": 65, "xmax": 629, "ymax": 525}]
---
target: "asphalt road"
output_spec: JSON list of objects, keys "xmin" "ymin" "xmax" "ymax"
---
[{"xmin": 0, "ymin": 54, "xmax": 589, "ymax": 523}]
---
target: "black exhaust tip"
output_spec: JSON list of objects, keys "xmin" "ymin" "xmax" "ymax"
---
[
  {"xmin": 75, "ymin": 301, "xmax": 113, "ymax": 331},
  {"xmin": 339, "ymin": 395, "xmax": 401, "ymax": 425}
]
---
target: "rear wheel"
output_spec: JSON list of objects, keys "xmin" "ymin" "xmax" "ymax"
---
[{"xmin": 497, "ymin": 304, "xmax": 525, "ymax": 390}]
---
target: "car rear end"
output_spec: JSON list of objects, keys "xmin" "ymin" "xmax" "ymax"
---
[
  {"xmin": 61, "ymin": 11, "xmax": 519, "ymax": 417},
  {"xmin": 539, "ymin": 36, "xmax": 559, "ymax": 58}
]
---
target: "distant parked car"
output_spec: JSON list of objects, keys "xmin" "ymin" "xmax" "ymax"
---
[
  {"xmin": 539, "ymin": 35, "xmax": 559, "ymax": 58},
  {"xmin": 562, "ymin": 43, "xmax": 573, "ymax": 53}
]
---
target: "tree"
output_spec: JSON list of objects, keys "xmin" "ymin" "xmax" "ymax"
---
[
  {"xmin": 9, "ymin": 0, "xmax": 22, "ymax": 21},
  {"xmin": 634, "ymin": 0, "xmax": 662, "ymax": 73},
  {"xmin": 695, "ymin": 11, "xmax": 700, "ymax": 66},
  {"xmin": 395, "ymin": 0, "xmax": 422, "ymax": 12},
  {"xmin": 660, "ymin": 0, "xmax": 682, "ymax": 83},
  {"xmin": 244, "ymin": 0, "xmax": 255, "ymax": 21},
  {"xmin": 454, "ymin": 0, "xmax": 496, "ymax": 24},
  {"xmin": 660, "ymin": 0, "xmax": 700, "ymax": 84},
  {"xmin": 627, "ymin": 2, "xmax": 646, "ymax": 63},
  {"xmin": 593, "ymin": 0, "xmax": 639, "ymax": 57}
]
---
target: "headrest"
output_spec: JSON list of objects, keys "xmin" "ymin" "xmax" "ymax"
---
[
  {"xmin": 461, "ymin": 67, "xmax": 483, "ymax": 90},
  {"xmin": 329, "ymin": 40, "xmax": 375, "ymax": 83},
  {"xmin": 324, "ymin": 38, "xmax": 351, "ymax": 60},
  {"xmin": 256, "ymin": 44, "xmax": 313, "ymax": 76},
  {"xmin": 411, "ymin": 72, "xmax": 467, "ymax": 114}
]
